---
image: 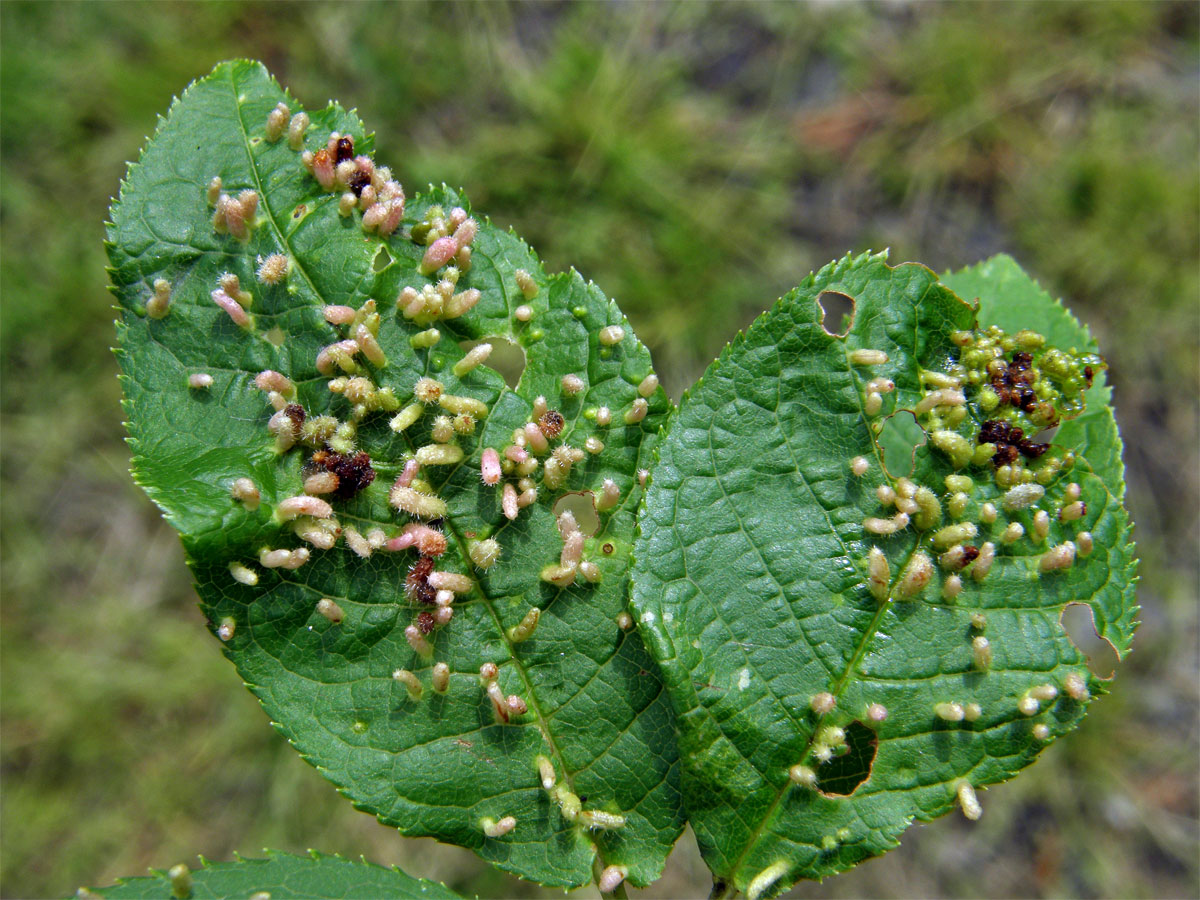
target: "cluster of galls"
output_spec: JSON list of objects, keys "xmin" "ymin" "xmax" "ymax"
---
[
  {"xmin": 977, "ymin": 419, "xmax": 1048, "ymax": 467},
  {"xmin": 534, "ymin": 754, "xmax": 628, "ymax": 839},
  {"xmin": 406, "ymin": 555, "xmax": 438, "ymax": 608},
  {"xmin": 984, "ymin": 350, "xmax": 1046, "ymax": 417},
  {"xmin": 299, "ymin": 131, "xmax": 406, "ymax": 237},
  {"xmin": 887, "ymin": 327, "xmax": 1102, "ymax": 495},
  {"xmin": 236, "ymin": 105, "xmax": 649, "ymax": 762},
  {"xmin": 319, "ymin": 297, "xmax": 389, "ymax": 379},
  {"xmin": 394, "ymin": 531, "xmax": 469, "ymax": 650},
  {"xmin": 850, "ymin": 333, "xmax": 1101, "ymax": 744},
  {"xmin": 207, "ymin": 178, "xmax": 259, "ymax": 242},
  {"xmin": 396, "ymin": 264, "xmax": 480, "ymax": 323},
  {"xmin": 953, "ymin": 325, "xmax": 1104, "ymax": 432},
  {"xmin": 219, "ymin": 365, "xmax": 396, "ymax": 590},
  {"xmin": 305, "ymin": 448, "xmax": 376, "ymax": 500},
  {"xmin": 411, "ymin": 204, "xmax": 478, "ymax": 276}
]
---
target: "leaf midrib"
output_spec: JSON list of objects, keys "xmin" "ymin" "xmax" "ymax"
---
[
  {"xmin": 716, "ymin": 278, "xmax": 944, "ymax": 888},
  {"xmin": 225, "ymin": 65, "xmax": 343, "ymax": 317},
  {"xmin": 215, "ymin": 66, "xmax": 648, "ymax": 887}
]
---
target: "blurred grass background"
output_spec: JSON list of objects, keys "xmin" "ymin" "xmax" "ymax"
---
[{"xmin": 2, "ymin": 2, "xmax": 1197, "ymax": 897}]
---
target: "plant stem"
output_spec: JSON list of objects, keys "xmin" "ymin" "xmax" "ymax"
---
[{"xmin": 709, "ymin": 877, "xmax": 740, "ymax": 900}]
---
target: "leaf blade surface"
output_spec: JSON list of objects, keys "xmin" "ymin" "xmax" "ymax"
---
[
  {"xmin": 83, "ymin": 850, "xmax": 460, "ymax": 900},
  {"xmin": 109, "ymin": 60, "xmax": 682, "ymax": 889},
  {"xmin": 632, "ymin": 251, "xmax": 1136, "ymax": 895}
]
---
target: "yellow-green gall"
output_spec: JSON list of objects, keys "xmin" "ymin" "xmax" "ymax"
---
[
  {"xmin": 913, "ymin": 486, "xmax": 942, "ymax": 530},
  {"xmin": 895, "ymin": 551, "xmax": 933, "ymax": 599},
  {"xmin": 168, "ymin": 864, "xmax": 192, "ymax": 900},
  {"xmin": 506, "ymin": 607, "xmax": 540, "ymax": 643},
  {"xmin": 392, "ymin": 668, "xmax": 423, "ymax": 701},
  {"xmin": 930, "ymin": 430, "xmax": 972, "ymax": 469},
  {"xmin": 932, "ymin": 522, "xmax": 978, "ymax": 549},
  {"xmin": 470, "ymin": 538, "xmax": 502, "ymax": 570}
]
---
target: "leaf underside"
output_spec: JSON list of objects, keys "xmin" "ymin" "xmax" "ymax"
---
[
  {"xmin": 109, "ymin": 60, "xmax": 682, "ymax": 889},
  {"xmin": 630, "ymin": 251, "xmax": 1136, "ymax": 897},
  {"xmin": 82, "ymin": 850, "xmax": 460, "ymax": 899}
]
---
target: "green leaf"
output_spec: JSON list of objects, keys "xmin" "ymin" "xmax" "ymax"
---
[
  {"xmin": 631, "ymin": 251, "xmax": 1137, "ymax": 897},
  {"xmin": 80, "ymin": 850, "xmax": 461, "ymax": 899},
  {"xmin": 109, "ymin": 60, "xmax": 681, "ymax": 889},
  {"xmin": 941, "ymin": 254, "xmax": 1138, "ymax": 654}
]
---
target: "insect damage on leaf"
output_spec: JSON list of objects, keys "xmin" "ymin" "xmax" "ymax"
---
[
  {"xmin": 631, "ymin": 250, "xmax": 1136, "ymax": 897},
  {"xmin": 109, "ymin": 60, "xmax": 681, "ymax": 890}
]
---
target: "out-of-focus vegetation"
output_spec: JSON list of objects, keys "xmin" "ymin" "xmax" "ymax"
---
[{"xmin": 1, "ymin": 3, "xmax": 1196, "ymax": 898}]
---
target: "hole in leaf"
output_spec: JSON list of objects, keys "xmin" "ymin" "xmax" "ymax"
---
[
  {"xmin": 460, "ymin": 337, "xmax": 525, "ymax": 389},
  {"xmin": 818, "ymin": 721, "xmax": 877, "ymax": 796},
  {"xmin": 1030, "ymin": 425, "xmax": 1059, "ymax": 445},
  {"xmin": 553, "ymin": 492, "xmax": 599, "ymax": 536},
  {"xmin": 373, "ymin": 245, "xmax": 392, "ymax": 272},
  {"xmin": 1061, "ymin": 602, "xmax": 1120, "ymax": 679},
  {"xmin": 875, "ymin": 410, "xmax": 926, "ymax": 479},
  {"xmin": 817, "ymin": 290, "xmax": 855, "ymax": 337}
]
